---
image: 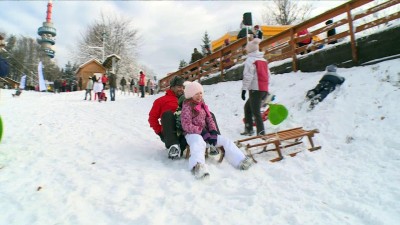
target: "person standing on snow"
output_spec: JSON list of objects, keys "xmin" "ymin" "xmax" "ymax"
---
[
  {"xmin": 101, "ymin": 74, "xmax": 108, "ymax": 89},
  {"xmin": 148, "ymin": 76, "xmax": 186, "ymax": 159},
  {"xmin": 93, "ymin": 77, "xmax": 104, "ymax": 102},
  {"xmin": 108, "ymin": 72, "xmax": 117, "ymax": 101},
  {"xmin": 120, "ymin": 76, "xmax": 127, "ymax": 95},
  {"xmin": 84, "ymin": 76, "xmax": 94, "ymax": 100},
  {"xmin": 139, "ymin": 71, "xmax": 146, "ymax": 98},
  {"xmin": 241, "ymin": 38, "xmax": 270, "ymax": 136},
  {"xmin": 129, "ymin": 77, "xmax": 135, "ymax": 95}
]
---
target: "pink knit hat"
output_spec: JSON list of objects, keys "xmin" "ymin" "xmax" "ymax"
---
[
  {"xmin": 245, "ymin": 38, "xmax": 261, "ymax": 53},
  {"xmin": 184, "ymin": 81, "xmax": 203, "ymax": 99}
]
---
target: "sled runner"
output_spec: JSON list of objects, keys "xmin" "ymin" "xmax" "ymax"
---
[
  {"xmin": 236, "ymin": 127, "xmax": 321, "ymax": 162},
  {"xmin": 185, "ymin": 146, "xmax": 225, "ymax": 163}
]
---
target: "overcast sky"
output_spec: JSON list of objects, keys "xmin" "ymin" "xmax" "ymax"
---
[{"xmin": 0, "ymin": 0, "xmax": 346, "ymax": 78}]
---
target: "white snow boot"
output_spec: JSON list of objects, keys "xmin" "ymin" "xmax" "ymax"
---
[{"xmin": 192, "ymin": 163, "xmax": 210, "ymax": 179}]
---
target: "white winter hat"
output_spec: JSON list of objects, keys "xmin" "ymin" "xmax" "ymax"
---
[
  {"xmin": 184, "ymin": 81, "xmax": 203, "ymax": 99},
  {"xmin": 245, "ymin": 38, "xmax": 261, "ymax": 53}
]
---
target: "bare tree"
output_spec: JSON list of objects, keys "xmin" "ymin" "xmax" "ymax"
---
[
  {"xmin": 73, "ymin": 12, "xmax": 141, "ymax": 80},
  {"xmin": 262, "ymin": 0, "xmax": 312, "ymax": 25}
]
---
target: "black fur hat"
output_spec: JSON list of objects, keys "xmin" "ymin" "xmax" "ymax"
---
[{"xmin": 170, "ymin": 76, "xmax": 184, "ymax": 87}]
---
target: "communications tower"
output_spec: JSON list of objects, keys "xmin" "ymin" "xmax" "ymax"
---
[{"xmin": 37, "ymin": 0, "xmax": 56, "ymax": 58}]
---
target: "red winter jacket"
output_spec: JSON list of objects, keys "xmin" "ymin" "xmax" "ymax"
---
[
  {"xmin": 101, "ymin": 75, "xmax": 108, "ymax": 84},
  {"xmin": 297, "ymin": 29, "xmax": 312, "ymax": 44},
  {"xmin": 139, "ymin": 73, "xmax": 146, "ymax": 86},
  {"xmin": 148, "ymin": 89, "xmax": 179, "ymax": 134}
]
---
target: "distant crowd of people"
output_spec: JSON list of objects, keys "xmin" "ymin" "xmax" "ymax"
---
[
  {"xmin": 82, "ymin": 71, "xmax": 157, "ymax": 102},
  {"xmin": 187, "ymin": 19, "xmax": 339, "ymax": 73}
]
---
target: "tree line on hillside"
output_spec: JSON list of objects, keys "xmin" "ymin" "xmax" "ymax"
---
[
  {"xmin": 0, "ymin": 12, "xmax": 156, "ymax": 90},
  {"xmin": 0, "ymin": 33, "xmax": 77, "ymax": 89}
]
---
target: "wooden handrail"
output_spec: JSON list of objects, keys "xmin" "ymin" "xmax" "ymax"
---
[{"xmin": 159, "ymin": 0, "xmax": 399, "ymax": 91}]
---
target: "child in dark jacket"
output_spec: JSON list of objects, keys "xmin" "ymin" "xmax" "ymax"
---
[
  {"xmin": 180, "ymin": 81, "xmax": 253, "ymax": 179},
  {"xmin": 306, "ymin": 65, "xmax": 345, "ymax": 109}
]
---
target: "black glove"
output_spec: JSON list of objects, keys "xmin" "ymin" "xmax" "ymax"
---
[
  {"xmin": 241, "ymin": 90, "xmax": 246, "ymax": 101},
  {"xmin": 158, "ymin": 133, "xmax": 165, "ymax": 142},
  {"xmin": 208, "ymin": 130, "xmax": 218, "ymax": 146}
]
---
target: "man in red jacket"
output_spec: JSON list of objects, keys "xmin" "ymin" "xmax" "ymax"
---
[
  {"xmin": 148, "ymin": 76, "xmax": 185, "ymax": 159},
  {"xmin": 139, "ymin": 71, "xmax": 146, "ymax": 98}
]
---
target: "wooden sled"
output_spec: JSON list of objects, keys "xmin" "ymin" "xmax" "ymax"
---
[
  {"xmin": 235, "ymin": 127, "xmax": 321, "ymax": 162},
  {"xmin": 185, "ymin": 146, "xmax": 225, "ymax": 163}
]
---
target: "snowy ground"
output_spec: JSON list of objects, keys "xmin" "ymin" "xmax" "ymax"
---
[{"xmin": 0, "ymin": 59, "xmax": 399, "ymax": 225}]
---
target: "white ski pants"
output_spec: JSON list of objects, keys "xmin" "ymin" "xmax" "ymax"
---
[{"xmin": 185, "ymin": 134, "xmax": 246, "ymax": 170}]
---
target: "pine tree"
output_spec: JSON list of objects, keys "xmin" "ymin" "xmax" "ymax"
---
[
  {"xmin": 201, "ymin": 31, "xmax": 211, "ymax": 55},
  {"xmin": 179, "ymin": 60, "xmax": 188, "ymax": 69}
]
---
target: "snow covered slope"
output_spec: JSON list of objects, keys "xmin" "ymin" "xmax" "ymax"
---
[{"xmin": 0, "ymin": 59, "xmax": 399, "ymax": 225}]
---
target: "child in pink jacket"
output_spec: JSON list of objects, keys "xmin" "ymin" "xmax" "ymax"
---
[{"xmin": 180, "ymin": 81, "xmax": 253, "ymax": 179}]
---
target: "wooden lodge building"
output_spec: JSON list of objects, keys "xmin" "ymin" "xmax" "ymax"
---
[{"xmin": 75, "ymin": 54, "xmax": 121, "ymax": 89}]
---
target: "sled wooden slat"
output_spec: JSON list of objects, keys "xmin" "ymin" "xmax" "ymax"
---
[
  {"xmin": 236, "ymin": 127, "xmax": 321, "ymax": 162},
  {"xmin": 185, "ymin": 146, "xmax": 225, "ymax": 163}
]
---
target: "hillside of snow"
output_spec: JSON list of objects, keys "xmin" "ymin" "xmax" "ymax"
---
[{"xmin": 0, "ymin": 59, "xmax": 399, "ymax": 225}]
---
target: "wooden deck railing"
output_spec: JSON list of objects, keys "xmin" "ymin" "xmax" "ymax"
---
[{"xmin": 159, "ymin": 0, "xmax": 400, "ymax": 91}]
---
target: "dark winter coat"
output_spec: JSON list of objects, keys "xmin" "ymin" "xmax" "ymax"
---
[
  {"xmin": 237, "ymin": 27, "xmax": 254, "ymax": 39},
  {"xmin": 327, "ymin": 28, "xmax": 337, "ymax": 44},
  {"xmin": 174, "ymin": 95, "xmax": 186, "ymax": 136},
  {"xmin": 148, "ymin": 89, "xmax": 179, "ymax": 134},
  {"xmin": 190, "ymin": 50, "xmax": 203, "ymax": 63},
  {"xmin": 108, "ymin": 74, "xmax": 117, "ymax": 88},
  {"xmin": 327, "ymin": 29, "xmax": 336, "ymax": 37},
  {"xmin": 320, "ymin": 72, "xmax": 345, "ymax": 85},
  {"xmin": 0, "ymin": 56, "xmax": 10, "ymax": 77},
  {"xmin": 120, "ymin": 77, "xmax": 127, "ymax": 86},
  {"xmin": 254, "ymin": 30, "xmax": 263, "ymax": 39}
]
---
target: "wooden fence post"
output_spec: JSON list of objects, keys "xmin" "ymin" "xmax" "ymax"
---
[
  {"xmin": 347, "ymin": 3, "xmax": 358, "ymax": 64},
  {"xmin": 290, "ymin": 28, "xmax": 298, "ymax": 72},
  {"xmin": 219, "ymin": 51, "xmax": 224, "ymax": 80}
]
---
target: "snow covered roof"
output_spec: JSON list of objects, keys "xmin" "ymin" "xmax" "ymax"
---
[
  {"xmin": 103, "ymin": 54, "xmax": 121, "ymax": 69},
  {"xmin": 75, "ymin": 58, "xmax": 105, "ymax": 74}
]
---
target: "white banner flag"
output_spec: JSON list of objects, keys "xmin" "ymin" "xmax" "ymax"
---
[
  {"xmin": 19, "ymin": 74, "xmax": 26, "ymax": 89},
  {"xmin": 38, "ymin": 61, "xmax": 46, "ymax": 91}
]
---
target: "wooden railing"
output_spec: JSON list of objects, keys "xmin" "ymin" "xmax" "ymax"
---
[{"xmin": 159, "ymin": 0, "xmax": 400, "ymax": 91}]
